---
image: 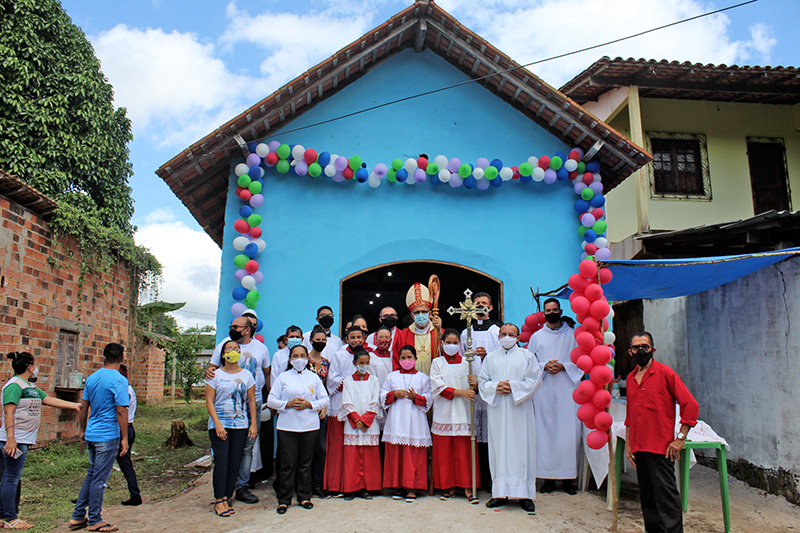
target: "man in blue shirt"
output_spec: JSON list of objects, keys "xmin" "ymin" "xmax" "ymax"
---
[{"xmin": 69, "ymin": 343, "xmax": 130, "ymax": 532}]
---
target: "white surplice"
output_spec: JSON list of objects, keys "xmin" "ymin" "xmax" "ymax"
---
[
  {"xmin": 340, "ymin": 373, "xmax": 382, "ymax": 446},
  {"xmin": 528, "ymin": 323, "xmax": 582, "ymax": 479},
  {"xmin": 478, "ymin": 344, "xmax": 542, "ymax": 499},
  {"xmin": 380, "ymin": 370, "xmax": 432, "ymax": 447},
  {"xmin": 462, "ymin": 322, "xmax": 499, "ymax": 443}
]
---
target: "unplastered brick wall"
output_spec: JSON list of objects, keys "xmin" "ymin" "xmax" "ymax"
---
[{"xmin": 0, "ymin": 193, "xmax": 161, "ymax": 443}]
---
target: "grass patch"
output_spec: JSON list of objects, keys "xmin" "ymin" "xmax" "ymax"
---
[{"xmin": 18, "ymin": 400, "xmax": 211, "ymax": 531}]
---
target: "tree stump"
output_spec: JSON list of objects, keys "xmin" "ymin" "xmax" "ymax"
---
[{"xmin": 164, "ymin": 420, "xmax": 193, "ymax": 449}]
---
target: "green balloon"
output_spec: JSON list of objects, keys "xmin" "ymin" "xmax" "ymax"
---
[
  {"xmin": 391, "ymin": 158, "xmax": 403, "ymax": 171},
  {"xmin": 246, "ymin": 290, "xmax": 260, "ymax": 303},
  {"xmin": 277, "ymin": 144, "xmax": 291, "ymax": 159},
  {"xmin": 519, "ymin": 162, "xmax": 533, "ymax": 177},
  {"xmin": 387, "ymin": 169, "xmax": 397, "ymax": 183},
  {"xmin": 234, "ymin": 254, "xmax": 249, "ymax": 268},
  {"xmin": 308, "ymin": 162, "xmax": 322, "ymax": 177},
  {"xmin": 247, "ymin": 214, "xmax": 262, "ymax": 227},
  {"xmin": 485, "ymin": 166, "xmax": 498, "ymax": 180},
  {"xmin": 349, "ymin": 155, "xmax": 362, "ymax": 171},
  {"xmin": 237, "ymin": 175, "xmax": 252, "ymax": 188},
  {"xmin": 578, "ymin": 226, "xmax": 587, "ymax": 237},
  {"xmin": 609, "ymin": 358, "xmax": 615, "ymax": 366},
  {"xmin": 550, "ymin": 156, "xmax": 563, "ymax": 170},
  {"xmin": 458, "ymin": 163, "xmax": 471, "ymax": 178},
  {"xmin": 245, "ymin": 300, "xmax": 257, "ymax": 310},
  {"xmin": 248, "ymin": 181, "xmax": 262, "ymax": 194},
  {"xmin": 593, "ymin": 220, "xmax": 608, "ymax": 234},
  {"xmin": 276, "ymin": 160, "xmax": 290, "ymax": 173},
  {"xmin": 426, "ymin": 163, "xmax": 439, "ymax": 175},
  {"xmin": 581, "ymin": 187, "xmax": 595, "ymax": 201},
  {"xmin": 577, "ymin": 161, "xmax": 586, "ymax": 174}
]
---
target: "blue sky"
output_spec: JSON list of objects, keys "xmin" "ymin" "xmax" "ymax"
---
[{"xmin": 58, "ymin": 0, "xmax": 799, "ymax": 328}]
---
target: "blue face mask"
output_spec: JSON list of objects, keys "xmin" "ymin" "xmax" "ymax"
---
[
  {"xmin": 287, "ymin": 337, "xmax": 302, "ymax": 349},
  {"xmin": 414, "ymin": 313, "xmax": 429, "ymax": 327}
]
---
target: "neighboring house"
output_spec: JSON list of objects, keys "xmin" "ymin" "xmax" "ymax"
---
[
  {"xmin": 0, "ymin": 170, "xmax": 165, "ymax": 443},
  {"xmin": 156, "ymin": 0, "xmax": 649, "ymax": 345},
  {"xmin": 561, "ymin": 56, "xmax": 800, "ymax": 258}
]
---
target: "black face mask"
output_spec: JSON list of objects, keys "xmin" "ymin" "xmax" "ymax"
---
[
  {"xmin": 229, "ymin": 328, "xmax": 244, "ymax": 342},
  {"xmin": 381, "ymin": 316, "xmax": 398, "ymax": 329},
  {"xmin": 544, "ymin": 312, "xmax": 562, "ymax": 324},
  {"xmin": 28, "ymin": 376, "xmax": 38, "ymax": 383},
  {"xmin": 633, "ymin": 349, "xmax": 653, "ymax": 368},
  {"xmin": 311, "ymin": 341, "xmax": 327, "ymax": 353},
  {"xmin": 318, "ymin": 316, "xmax": 334, "ymax": 329}
]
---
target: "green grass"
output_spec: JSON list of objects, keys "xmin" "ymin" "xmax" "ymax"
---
[{"xmin": 18, "ymin": 400, "xmax": 211, "ymax": 531}]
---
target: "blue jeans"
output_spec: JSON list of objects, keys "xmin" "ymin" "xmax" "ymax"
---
[
  {"xmin": 236, "ymin": 400, "xmax": 261, "ymax": 490},
  {"xmin": 71, "ymin": 438, "xmax": 120, "ymax": 526},
  {"xmin": 0, "ymin": 443, "xmax": 28, "ymax": 521}
]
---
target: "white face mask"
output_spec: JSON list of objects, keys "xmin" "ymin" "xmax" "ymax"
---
[
  {"xmin": 356, "ymin": 364, "xmax": 369, "ymax": 375},
  {"xmin": 291, "ymin": 358, "xmax": 308, "ymax": 372},
  {"xmin": 499, "ymin": 336, "xmax": 518, "ymax": 350},
  {"xmin": 442, "ymin": 344, "xmax": 460, "ymax": 356}
]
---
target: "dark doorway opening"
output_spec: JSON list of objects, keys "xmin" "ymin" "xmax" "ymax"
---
[
  {"xmin": 747, "ymin": 138, "xmax": 791, "ymax": 215},
  {"xmin": 340, "ymin": 261, "xmax": 503, "ymax": 337}
]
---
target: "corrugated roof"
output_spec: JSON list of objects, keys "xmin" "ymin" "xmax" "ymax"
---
[
  {"xmin": 156, "ymin": 1, "xmax": 651, "ymax": 247},
  {"xmin": 561, "ymin": 56, "xmax": 800, "ymax": 105},
  {"xmin": 0, "ymin": 169, "xmax": 59, "ymax": 218}
]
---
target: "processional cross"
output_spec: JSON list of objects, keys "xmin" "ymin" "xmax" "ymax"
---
[{"xmin": 447, "ymin": 288, "xmax": 489, "ymax": 499}]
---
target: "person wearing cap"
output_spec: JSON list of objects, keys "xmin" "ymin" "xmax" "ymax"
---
[
  {"xmin": 391, "ymin": 283, "xmax": 442, "ymax": 375},
  {"xmin": 302, "ymin": 306, "xmax": 343, "ymax": 353}
]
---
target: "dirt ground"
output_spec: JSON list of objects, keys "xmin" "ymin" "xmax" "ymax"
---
[{"xmin": 54, "ymin": 464, "xmax": 800, "ymax": 532}]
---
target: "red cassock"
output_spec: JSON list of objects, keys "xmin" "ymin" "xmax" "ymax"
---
[
  {"xmin": 342, "ymin": 408, "xmax": 381, "ymax": 492},
  {"xmin": 391, "ymin": 327, "xmax": 440, "ymax": 371},
  {"xmin": 324, "ymin": 417, "xmax": 345, "ymax": 492},
  {"xmin": 431, "ymin": 434, "xmax": 481, "ymax": 490}
]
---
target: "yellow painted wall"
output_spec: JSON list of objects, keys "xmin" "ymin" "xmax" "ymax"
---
[{"xmin": 606, "ymin": 99, "xmax": 800, "ymax": 242}]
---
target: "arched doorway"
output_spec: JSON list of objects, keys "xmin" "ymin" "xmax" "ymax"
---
[{"xmin": 340, "ymin": 261, "xmax": 503, "ymax": 337}]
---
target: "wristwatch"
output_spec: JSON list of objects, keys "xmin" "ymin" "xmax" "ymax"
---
[{"xmin": 676, "ymin": 432, "xmax": 687, "ymax": 441}]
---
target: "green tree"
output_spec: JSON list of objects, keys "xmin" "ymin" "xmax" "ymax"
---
[
  {"xmin": 168, "ymin": 333, "xmax": 205, "ymax": 403},
  {"xmin": 0, "ymin": 0, "xmax": 134, "ymax": 232}
]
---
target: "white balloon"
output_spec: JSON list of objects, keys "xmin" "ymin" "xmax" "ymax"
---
[
  {"xmin": 257, "ymin": 167, "xmax": 265, "ymax": 179},
  {"xmin": 603, "ymin": 331, "xmax": 616, "ymax": 345},
  {"xmin": 434, "ymin": 155, "xmax": 448, "ymax": 168},
  {"xmin": 564, "ymin": 159, "xmax": 578, "ymax": 172},
  {"xmin": 241, "ymin": 276, "xmax": 256, "ymax": 290},
  {"xmin": 291, "ymin": 145, "xmax": 305, "ymax": 160},
  {"xmin": 405, "ymin": 173, "xmax": 416, "ymax": 185},
  {"xmin": 473, "ymin": 167, "xmax": 484, "ymax": 179},
  {"xmin": 233, "ymin": 236, "xmax": 249, "ymax": 251},
  {"xmin": 500, "ymin": 167, "xmax": 513, "ymax": 181},
  {"xmin": 368, "ymin": 175, "xmax": 381, "ymax": 188},
  {"xmin": 607, "ymin": 308, "xmax": 615, "ymax": 319},
  {"xmin": 581, "ymin": 240, "xmax": 588, "ymax": 250},
  {"xmin": 255, "ymin": 143, "xmax": 269, "ymax": 157},
  {"xmin": 404, "ymin": 158, "xmax": 418, "ymax": 174},
  {"xmin": 532, "ymin": 167, "xmax": 545, "ymax": 182},
  {"xmin": 235, "ymin": 163, "xmax": 250, "ymax": 177},
  {"xmin": 324, "ymin": 164, "xmax": 336, "ymax": 177},
  {"xmin": 527, "ymin": 156, "xmax": 538, "ymax": 168},
  {"xmin": 594, "ymin": 173, "xmax": 602, "ymax": 182},
  {"xmin": 438, "ymin": 169, "xmax": 451, "ymax": 183},
  {"xmin": 594, "ymin": 237, "xmax": 609, "ymax": 249},
  {"xmin": 255, "ymin": 238, "xmax": 266, "ymax": 253}
]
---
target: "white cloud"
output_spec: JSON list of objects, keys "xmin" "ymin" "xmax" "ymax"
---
[
  {"xmin": 740, "ymin": 23, "xmax": 777, "ymax": 64},
  {"xmin": 142, "ymin": 207, "xmax": 177, "ymax": 224},
  {"xmin": 135, "ymin": 216, "xmax": 221, "ymax": 329}
]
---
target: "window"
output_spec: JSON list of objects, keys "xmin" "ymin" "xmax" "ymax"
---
[
  {"xmin": 647, "ymin": 132, "xmax": 711, "ymax": 199},
  {"xmin": 747, "ymin": 137, "xmax": 791, "ymax": 215},
  {"xmin": 55, "ymin": 329, "xmax": 79, "ymax": 388}
]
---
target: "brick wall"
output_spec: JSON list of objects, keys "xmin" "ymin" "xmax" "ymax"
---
[
  {"xmin": 130, "ymin": 334, "xmax": 166, "ymax": 403},
  {"xmin": 0, "ymin": 193, "xmax": 163, "ymax": 443}
]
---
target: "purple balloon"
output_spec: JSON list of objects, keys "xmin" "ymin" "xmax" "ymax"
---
[
  {"xmin": 234, "ymin": 268, "xmax": 248, "ymax": 281},
  {"xmin": 246, "ymin": 153, "xmax": 261, "ymax": 167},
  {"xmin": 449, "ymin": 174, "xmax": 463, "ymax": 188},
  {"xmin": 413, "ymin": 168, "xmax": 426, "ymax": 182},
  {"xmin": 231, "ymin": 303, "xmax": 247, "ymax": 316},
  {"xmin": 447, "ymin": 158, "xmax": 461, "ymax": 173},
  {"xmin": 571, "ymin": 147, "xmax": 585, "ymax": 159},
  {"xmin": 595, "ymin": 247, "xmax": 611, "ymax": 261},
  {"xmin": 373, "ymin": 163, "xmax": 388, "ymax": 178},
  {"xmin": 268, "ymin": 140, "xmax": 281, "ymax": 153},
  {"xmin": 251, "ymin": 271, "xmax": 264, "ymax": 284},
  {"xmin": 573, "ymin": 182, "xmax": 587, "ymax": 195},
  {"xmin": 334, "ymin": 156, "xmax": 349, "ymax": 171},
  {"xmin": 476, "ymin": 157, "xmax": 489, "ymax": 169},
  {"xmin": 580, "ymin": 213, "xmax": 596, "ymax": 227},
  {"xmin": 589, "ymin": 181, "xmax": 604, "ymax": 194},
  {"xmin": 332, "ymin": 172, "xmax": 345, "ymax": 182},
  {"xmin": 294, "ymin": 161, "xmax": 308, "ymax": 176},
  {"xmin": 544, "ymin": 168, "xmax": 557, "ymax": 184},
  {"xmin": 249, "ymin": 194, "xmax": 264, "ymax": 208},
  {"xmin": 476, "ymin": 178, "xmax": 490, "ymax": 190}
]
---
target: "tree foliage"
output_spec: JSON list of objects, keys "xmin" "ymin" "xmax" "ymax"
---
[
  {"xmin": 0, "ymin": 0, "xmax": 135, "ymax": 232},
  {"xmin": 168, "ymin": 333, "xmax": 205, "ymax": 403}
]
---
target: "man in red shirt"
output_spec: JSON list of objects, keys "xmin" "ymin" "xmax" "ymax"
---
[{"xmin": 624, "ymin": 331, "xmax": 699, "ymax": 533}]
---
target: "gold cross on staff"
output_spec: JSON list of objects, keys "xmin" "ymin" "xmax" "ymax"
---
[{"xmin": 447, "ymin": 289, "xmax": 489, "ymax": 356}]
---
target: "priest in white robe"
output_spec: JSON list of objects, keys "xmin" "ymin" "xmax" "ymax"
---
[
  {"xmin": 478, "ymin": 323, "xmax": 541, "ymax": 513},
  {"xmin": 528, "ymin": 298, "xmax": 581, "ymax": 494}
]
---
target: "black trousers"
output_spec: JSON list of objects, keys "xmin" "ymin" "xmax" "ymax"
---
[
  {"xmin": 634, "ymin": 451, "xmax": 683, "ymax": 533},
  {"xmin": 259, "ymin": 418, "xmax": 274, "ymax": 480},
  {"xmin": 116, "ymin": 423, "xmax": 140, "ymax": 497},
  {"xmin": 312, "ymin": 417, "xmax": 327, "ymax": 491},
  {"xmin": 277, "ymin": 430, "xmax": 318, "ymax": 506},
  {"xmin": 478, "ymin": 442, "xmax": 491, "ymax": 489},
  {"xmin": 209, "ymin": 428, "xmax": 248, "ymax": 500}
]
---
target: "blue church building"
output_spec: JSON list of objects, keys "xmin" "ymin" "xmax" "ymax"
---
[{"xmin": 157, "ymin": 1, "xmax": 650, "ymax": 345}]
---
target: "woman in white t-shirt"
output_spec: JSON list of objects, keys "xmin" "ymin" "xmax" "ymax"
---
[
  {"xmin": 0, "ymin": 351, "xmax": 79, "ymax": 529},
  {"xmin": 205, "ymin": 340, "xmax": 258, "ymax": 518}
]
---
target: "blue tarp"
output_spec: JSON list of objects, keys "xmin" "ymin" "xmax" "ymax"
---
[{"xmin": 557, "ymin": 247, "xmax": 800, "ymax": 301}]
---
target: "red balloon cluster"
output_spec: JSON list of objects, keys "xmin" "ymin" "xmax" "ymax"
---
[
  {"xmin": 519, "ymin": 311, "xmax": 545, "ymax": 344},
  {"xmin": 569, "ymin": 259, "xmax": 616, "ymax": 450}
]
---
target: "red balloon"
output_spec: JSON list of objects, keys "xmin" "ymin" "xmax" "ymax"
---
[
  {"xmin": 590, "ymin": 345, "xmax": 613, "ymax": 366},
  {"xmin": 568, "ymin": 273, "xmax": 589, "ymax": 293},
  {"xmin": 538, "ymin": 155, "xmax": 550, "ymax": 169},
  {"xmin": 254, "ymin": 334, "xmax": 265, "ymax": 343},
  {"xmin": 590, "ymin": 364, "xmax": 613, "ymax": 386},
  {"xmin": 570, "ymin": 347, "xmax": 586, "ymax": 365},
  {"xmin": 595, "ymin": 411, "xmax": 613, "ymax": 431},
  {"xmin": 582, "ymin": 172, "xmax": 594, "ymax": 185},
  {"xmin": 576, "ymin": 313, "xmax": 590, "ymax": 324},
  {"xmin": 233, "ymin": 219, "xmax": 250, "ymax": 234},
  {"xmin": 525, "ymin": 312, "xmax": 544, "ymax": 330},
  {"xmin": 245, "ymin": 260, "xmax": 259, "ymax": 274},
  {"xmin": 568, "ymin": 170, "xmax": 578, "ymax": 180},
  {"xmin": 417, "ymin": 156, "xmax": 428, "ymax": 170},
  {"xmin": 249, "ymin": 227, "xmax": 262, "ymax": 238},
  {"xmin": 572, "ymin": 388, "xmax": 590, "ymax": 405},
  {"xmin": 602, "ymin": 319, "xmax": 610, "ymax": 332},
  {"xmin": 303, "ymin": 149, "xmax": 317, "ymax": 165},
  {"xmin": 235, "ymin": 186, "xmax": 245, "ymax": 196},
  {"xmin": 592, "ymin": 389, "xmax": 612, "ymax": 409},
  {"xmin": 239, "ymin": 189, "xmax": 252, "ymax": 201},
  {"xmin": 585, "ymin": 243, "xmax": 598, "ymax": 255},
  {"xmin": 599, "ymin": 267, "xmax": 613, "ymax": 285},
  {"xmin": 569, "ymin": 291, "xmax": 578, "ymax": 302},
  {"xmin": 265, "ymin": 152, "xmax": 279, "ymax": 166},
  {"xmin": 577, "ymin": 403, "xmax": 599, "ymax": 424},
  {"xmin": 570, "ymin": 296, "xmax": 590, "ymax": 315},
  {"xmin": 582, "ymin": 316, "xmax": 601, "ymax": 332},
  {"xmin": 519, "ymin": 331, "xmax": 531, "ymax": 344},
  {"xmin": 586, "ymin": 429, "xmax": 609, "ymax": 449},
  {"xmin": 585, "ymin": 284, "xmax": 604, "ymax": 302},
  {"xmin": 590, "ymin": 299, "xmax": 611, "ymax": 320},
  {"xmin": 569, "ymin": 149, "xmax": 581, "ymax": 161},
  {"xmin": 576, "ymin": 331, "xmax": 596, "ymax": 350},
  {"xmin": 579, "ymin": 259, "xmax": 598, "ymax": 279},
  {"xmin": 591, "ymin": 208, "xmax": 605, "ymax": 220},
  {"xmin": 343, "ymin": 167, "xmax": 354, "ymax": 179},
  {"xmin": 575, "ymin": 379, "xmax": 597, "ymax": 400},
  {"xmin": 593, "ymin": 330, "xmax": 605, "ymax": 342},
  {"xmin": 577, "ymin": 355, "xmax": 594, "ymax": 373}
]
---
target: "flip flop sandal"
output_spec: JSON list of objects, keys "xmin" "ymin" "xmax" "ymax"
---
[
  {"xmin": 391, "ymin": 492, "xmax": 404, "ymax": 500},
  {"xmin": 277, "ymin": 505, "xmax": 288, "ymax": 514},
  {"xmin": 211, "ymin": 499, "xmax": 233, "ymax": 517},
  {"xmin": 405, "ymin": 494, "xmax": 417, "ymax": 503},
  {"xmin": 88, "ymin": 524, "xmax": 119, "ymax": 533},
  {"xmin": 5, "ymin": 519, "xmax": 34, "ymax": 530},
  {"xmin": 300, "ymin": 500, "xmax": 314, "ymax": 509},
  {"xmin": 468, "ymin": 495, "xmax": 480, "ymax": 505},
  {"xmin": 69, "ymin": 519, "xmax": 88, "ymax": 531},
  {"xmin": 440, "ymin": 491, "xmax": 453, "ymax": 501}
]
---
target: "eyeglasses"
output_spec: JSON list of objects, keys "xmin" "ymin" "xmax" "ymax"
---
[{"xmin": 630, "ymin": 344, "xmax": 653, "ymax": 352}]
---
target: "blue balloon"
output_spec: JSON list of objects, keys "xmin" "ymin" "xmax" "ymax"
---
[
  {"xmin": 248, "ymin": 165, "xmax": 261, "ymax": 179},
  {"xmin": 463, "ymin": 176, "xmax": 476, "ymax": 189},
  {"xmin": 520, "ymin": 174, "xmax": 532, "ymax": 183},
  {"xmin": 239, "ymin": 206, "xmax": 253, "ymax": 218},
  {"xmin": 490, "ymin": 176, "xmax": 503, "ymax": 188},
  {"xmin": 244, "ymin": 242, "xmax": 259, "ymax": 258},
  {"xmin": 555, "ymin": 151, "xmax": 567, "ymax": 161},
  {"xmin": 317, "ymin": 151, "xmax": 331, "ymax": 167},
  {"xmin": 355, "ymin": 168, "xmax": 368, "ymax": 183},
  {"xmin": 429, "ymin": 172, "xmax": 441, "ymax": 186},
  {"xmin": 256, "ymin": 319, "xmax": 264, "ymax": 332},
  {"xmin": 490, "ymin": 159, "xmax": 503, "ymax": 170},
  {"xmin": 396, "ymin": 168, "xmax": 408, "ymax": 182},
  {"xmin": 574, "ymin": 199, "xmax": 591, "ymax": 213},
  {"xmin": 586, "ymin": 161, "xmax": 601, "ymax": 173},
  {"xmin": 232, "ymin": 287, "xmax": 248, "ymax": 301},
  {"xmin": 584, "ymin": 229, "xmax": 598, "ymax": 242},
  {"xmin": 247, "ymin": 141, "xmax": 258, "ymax": 153},
  {"xmin": 556, "ymin": 168, "xmax": 569, "ymax": 181},
  {"xmin": 590, "ymin": 194, "xmax": 606, "ymax": 207}
]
